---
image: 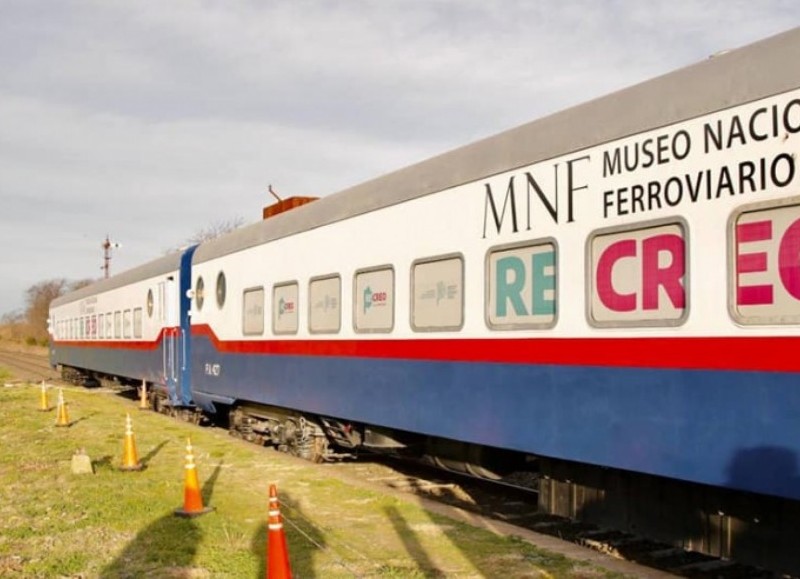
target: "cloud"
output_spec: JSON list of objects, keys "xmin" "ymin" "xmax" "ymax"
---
[{"xmin": 0, "ymin": 0, "xmax": 798, "ymax": 313}]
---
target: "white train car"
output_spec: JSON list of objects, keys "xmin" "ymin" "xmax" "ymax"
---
[
  {"xmin": 50, "ymin": 251, "xmax": 193, "ymax": 404},
  {"xmin": 51, "ymin": 27, "xmax": 800, "ymax": 573}
]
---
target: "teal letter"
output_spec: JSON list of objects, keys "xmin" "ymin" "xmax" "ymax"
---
[
  {"xmin": 532, "ymin": 251, "xmax": 555, "ymax": 315},
  {"xmin": 496, "ymin": 257, "xmax": 527, "ymax": 317}
]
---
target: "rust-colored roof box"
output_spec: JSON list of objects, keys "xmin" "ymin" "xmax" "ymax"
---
[{"xmin": 262, "ymin": 196, "xmax": 319, "ymax": 219}]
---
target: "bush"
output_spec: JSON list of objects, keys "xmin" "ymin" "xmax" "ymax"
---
[{"xmin": 24, "ymin": 336, "xmax": 37, "ymax": 347}]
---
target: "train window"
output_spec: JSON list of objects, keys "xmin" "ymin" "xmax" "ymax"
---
[
  {"xmin": 106, "ymin": 312, "xmax": 113, "ymax": 338},
  {"xmin": 411, "ymin": 254, "xmax": 464, "ymax": 332},
  {"xmin": 273, "ymin": 282, "xmax": 299, "ymax": 335},
  {"xmin": 309, "ymin": 275, "xmax": 341, "ymax": 334},
  {"xmin": 91, "ymin": 315, "xmax": 97, "ymax": 339},
  {"xmin": 147, "ymin": 289, "xmax": 154, "ymax": 318},
  {"xmin": 487, "ymin": 240, "xmax": 557, "ymax": 330},
  {"xmin": 114, "ymin": 311, "xmax": 122, "ymax": 339},
  {"xmin": 729, "ymin": 198, "xmax": 800, "ymax": 325},
  {"xmin": 587, "ymin": 218, "xmax": 688, "ymax": 328},
  {"xmin": 98, "ymin": 314, "xmax": 104, "ymax": 339},
  {"xmin": 133, "ymin": 308, "xmax": 143, "ymax": 338},
  {"xmin": 354, "ymin": 266, "xmax": 394, "ymax": 333},
  {"xmin": 216, "ymin": 271, "xmax": 226, "ymax": 308},
  {"xmin": 123, "ymin": 309, "xmax": 132, "ymax": 338},
  {"xmin": 242, "ymin": 287, "xmax": 265, "ymax": 335},
  {"xmin": 158, "ymin": 282, "xmax": 166, "ymax": 322},
  {"xmin": 195, "ymin": 276, "xmax": 205, "ymax": 311}
]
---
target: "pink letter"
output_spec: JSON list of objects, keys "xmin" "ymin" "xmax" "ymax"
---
[
  {"xmin": 596, "ymin": 239, "xmax": 636, "ymax": 311},
  {"xmin": 779, "ymin": 217, "xmax": 800, "ymax": 300},
  {"xmin": 642, "ymin": 234, "xmax": 685, "ymax": 310},
  {"xmin": 736, "ymin": 220, "xmax": 773, "ymax": 305}
]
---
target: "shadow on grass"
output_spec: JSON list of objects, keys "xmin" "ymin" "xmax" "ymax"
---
[
  {"xmin": 250, "ymin": 489, "xmax": 327, "ymax": 578},
  {"xmin": 99, "ymin": 463, "xmax": 224, "ymax": 578},
  {"xmin": 91, "ymin": 455, "xmax": 113, "ymax": 472},
  {"xmin": 383, "ymin": 504, "xmax": 445, "ymax": 577},
  {"xmin": 99, "ymin": 512, "xmax": 202, "ymax": 578},
  {"xmin": 140, "ymin": 440, "xmax": 170, "ymax": 467},
  {"xmin": 58, "ymin": 411, "xmax": 97, "ymax": 428}
]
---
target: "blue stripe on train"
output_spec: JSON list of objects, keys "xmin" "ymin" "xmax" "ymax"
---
[
  {"xmin": 52, "ymin": 346, "xmax": 164, "ymax": 386},
  {"xmin": 190, "ymin": 334, "xmax": 800, "ymax": 501}
]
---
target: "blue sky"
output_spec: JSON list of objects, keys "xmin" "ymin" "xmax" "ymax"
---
[{"xmin": 1, "ymin": 1, "xmax": 799, "ymax": 314}]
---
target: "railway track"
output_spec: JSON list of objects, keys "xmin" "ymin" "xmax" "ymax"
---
[
  {"xmin": 0, "ymin": 347, "xmax": 58, "ymax": 383},
  {"xmin": 1, "ymin": 345, "xmax": 786, "ymax": 577},
  {"xmin": 320, "ymin": 458, "xmax": 779, "ymax": 578}
]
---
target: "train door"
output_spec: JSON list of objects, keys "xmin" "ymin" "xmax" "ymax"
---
[
  {"xmin": 177, "ymin": 246, "xmax": 198, "ymax": 405},
  {"xmin": 163, "ymin": 276, "xmax": 180, "ymax": 404},
  {"xmin": 161, "ymin": 246, "xmax": 197, "ymax": 407}
]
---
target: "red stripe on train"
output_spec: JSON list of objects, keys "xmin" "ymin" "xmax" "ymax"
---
[
  {"xmin": 190, "ymin": 324, "xmax": 799, "ymax": 373},
  {"xmin": 53, "ymin": 323, "xmax": 799, "ymax": 372}
]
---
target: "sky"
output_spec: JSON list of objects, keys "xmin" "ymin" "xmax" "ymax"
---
[{"xmin": 1, "ymin": 1, "xmax": 799, "ymax": 316}]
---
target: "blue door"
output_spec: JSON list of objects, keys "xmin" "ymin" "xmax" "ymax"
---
[
  {"xmin": 177, "ymin": 245, "xmax": 198, "ymax": 405},
  {"xmin": 162, "ymin": 245, "xmax": 197, "ymax": 406}
]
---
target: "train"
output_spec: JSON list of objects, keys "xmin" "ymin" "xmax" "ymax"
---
[{"xmin": 50, "ymin": 27, "xmax": 800, "ymax": 573}]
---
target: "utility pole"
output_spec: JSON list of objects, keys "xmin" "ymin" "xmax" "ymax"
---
[{"xmin": 101, "ymin": 234, "xmax": 121, "ymax": 278}]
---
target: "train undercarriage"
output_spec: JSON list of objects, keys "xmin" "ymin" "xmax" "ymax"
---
[
  {"xmin": 57, "ymin": 364, "xmax": 800, "ymax": 574},
  {"xmin": 173, "ymin": 392, "xmax": 800, "ymax": 574}
]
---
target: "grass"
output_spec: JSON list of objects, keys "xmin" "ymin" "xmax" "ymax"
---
[{"xmin": 0, "ymin": 383, "xmax": 627, "ymax": 578}]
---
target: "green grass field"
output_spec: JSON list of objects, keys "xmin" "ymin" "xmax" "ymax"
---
[{"xmin": 0, "ymin": 379, "xmax": 623, "ymax": 578}]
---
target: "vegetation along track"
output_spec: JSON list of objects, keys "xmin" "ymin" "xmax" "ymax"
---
[
  {"xmin": 319, "ymin": 457, "xmax": 780, "ymax": 579},
  {"xmin": 2, "ymin": 345, "xmax": 787, "ymax": 578}
]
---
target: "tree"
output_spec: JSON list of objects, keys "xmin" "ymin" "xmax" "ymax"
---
[
  {"xmin": 164, "ymin": 217, "xmax": 246, "ymax": 254},
  {"xmin": 21, "ymin": 278, "xmax": 95, "ymax": 343},
  {"xmin": 185, "ymin": 216, "xmax": 246, "ymax": 245},
  {"xmin": 0, "ymin": 310, "xmax": 25, "ymax": 340},
  {"xmin": 25, "ymin": 279, "xmax": 68, "ymax": 342}
]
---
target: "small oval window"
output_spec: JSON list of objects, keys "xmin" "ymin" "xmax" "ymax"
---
[
  {"xmin": 216, "ymin": 271, "xmax": 226, "ymax": 308},
  {"xmin": 146, "ymin": 289, "xmax": 154, "ymax": 318},
  {"xmin": 196, "ymin": 276, "xmax": 205, "ymax": 310}
]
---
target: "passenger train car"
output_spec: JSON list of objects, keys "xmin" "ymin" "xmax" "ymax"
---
[{"xmin": 50, "ymin": 27, "xmax": 800, "ymax": 573}]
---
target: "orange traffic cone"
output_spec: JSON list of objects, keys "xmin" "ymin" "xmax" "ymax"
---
[
  {"xmin": 119, "ymin": 413, "xmax": 143, "ymax": 471},
  {"xmin": 174, "ymin": 438, "xmax": 214, "ymax": 518},
  {"xmin": 266, "ymin": 484, "xmax": 292, "ymax": 579},
  {"xmin": 38, "ymin": 381, "xmax": 50, "ymax": 412},
  {"xmin": 54, "ymin": 388, "xmax": 71, "ymax": 427},
  {"xmin": 138, "ymin": 380, "xmax": 149, "ymax": 411}
]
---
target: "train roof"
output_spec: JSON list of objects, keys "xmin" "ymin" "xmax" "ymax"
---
[
  {"xmin": 52, "ymin": 26, "xmax": 800, "ymax": 307},
  {"xmin": 192, "ymin": 26, "xmax": 800, "ymax": 264},
  {"xmin": 51, "ymin": 252, "xmax": 183, "ymax": 308}
]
